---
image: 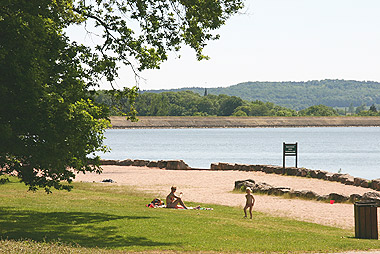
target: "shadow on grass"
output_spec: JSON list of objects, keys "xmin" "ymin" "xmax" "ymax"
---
[{"xmin": 0, "ymin": 207, "xmax": 176, "ymax": 248}]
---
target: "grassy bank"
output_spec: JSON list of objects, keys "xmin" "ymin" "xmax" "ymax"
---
[{"xmin": 1, "ymin": 177, "xmax": 380, "ymax": 253}]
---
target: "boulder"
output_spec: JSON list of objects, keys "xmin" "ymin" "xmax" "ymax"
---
[
  {"xmin": 317, "ymin": 170, "xmax": 328, "ymax": 179},
  {"xmin": 133, "ymin": 160, "xmax": 149, "ymax": 167},
  {"xmin": 147, "ymin": 161, "xmax": 158, "ymax": 167},
  {"xmin": 262, "ymin": 166, "xmax": 274, "ymax": 174},
  {"xmin": 251, "ymin": 165, "xmax": 263, "ymax": 172},
  {"xmin": 165, "ymin": 160, "xmax": 191, "ymax": 170},
  {"xmin": 157, "ymin": 160, "xmax": 167, "ymax": 169},
  {"xmin": 299, "ymin": 168, "xmax": 310, "ymax": 177},
  {"xmin": 210, "ymin": 163, "xmax": 220, "ymax": 170},
  {"xmin": 255, "ymin": 182, "xmax": 274, "ymax": 194},
  {"xmin": 100, "ymin": 159, "xmax": 120, "ymax": 165},
  {"xmin": 234, "ymin": 179, "xmax": 255, "ymax": 190},
  {"xmin": 325, "ymin": 172, "xmax": 335, "ymax": 181},
  {"xmin": 309, "ymin": 170, "xmax": 319, "ymax": 178},
  {"xmin": 240, "ymin": 164, "xmax": 252, "ymax": 171},
  {"xmin": 316, "ymin": 195, "xmax": 328, "ymax": 201},
  {"xmin": 354, "ymin": 177, "xmax": 369, "ymax": 187},
  {"xmin": 219, "ymin": 163, "xmax": 235, "ymax": 170},
  {"xmin": 328, "ymin": 193, "xmax": 349, "ymax": 203},
  {"xmin": 362, "ymin": 192, "xmax": 380, "ymax": 204},
  {"xmin": 285, "ymin": 167, "xmax": 298, "ymax": 176},
  {"xmin": 350, "ymin": 194, "xmax": 362, "ymax": 203},
  {"xmin": 273, "ymin": 166, "xmax": 283, "ymax": 174},
  {"xmin": 119, "ymin": 159, "xmax": 133, "ymax": 166},
  {"xmin": 303, "ymin": 190, "xmax": 318, "ymax": 199},
  {"xmin": 273, "ymin": 187, "xmax": 291, "ymax": 196},
  {"xmin": 342, "ymin": 175, "xmax": 355, "ymax": 185},
  {"xmin": 370, "ymin": 179, "xmax": 380, "ymax": 191}
]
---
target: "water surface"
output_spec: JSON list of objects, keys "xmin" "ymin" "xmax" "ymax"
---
[{"xmin": 99, "ymin": 127, "xmax": 380, "ymax": 179}]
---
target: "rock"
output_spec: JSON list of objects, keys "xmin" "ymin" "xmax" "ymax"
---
[
  {"xmin": 240, "ymin": 164, "xmax": 252, "ymax": 171},
  {"xmin": 119, "ymin": 159, "xmax": 133, "ymax": 166},
  {"xmin": 273, "ymin": 187, "xmax": 291, "ymax": 196},
  {"xmin": 354, "ymin": 177, "xmax": 369, "ymax": 187},
  {"xmin": 362, "ymin": 192, "xmax": 380, "ymax": 202},
  {"xmin": 289, "ymin": 190, "xmax": 303, "ymax": 198},
  {"xmin": 219, "ymin": 163, "xmax": 235, "ymax": 170},
  {"xmin": 234, "ymin": 179, "xmax": 255, "ymax": 190},
  {"xmin": 336, "ymin": 174, "xmax": 353, "ymax": 184},
  {"xmin": 330, "ymin": 173, "xmax": 343, "ymax": 182},
  {"xmin": 157, "ymin": 160, "xmax": 167, "ymax": 169},
  {"xmin": 210, "ymin": 163, "xmax": 220, "ymax": 170},
  {"xmin": 303, "ymin": 190, "xmax": 318, "ymax": 199},
  {"xmin": 316, "ymin": 195, "xmax": 328, "ymax": 201},
  {"xmin": 317, "ymin": 170, "xmax": 328, "ymax": 179},
  {"xmin": 325, "ymin": 172, "xmax": 335, "ymax": 181},
  {"xmin": 273, "ymin": 166, "xmax": 283, "ymax": 174},
  {"xmin": 99, "ymin": 159, "xmax": 120, "ymax": 165},
  {"xmin": 299, "ymin": 168, "xmax": 310, "ymax": 177},
  {"xmin": 255, "ymin": 182, "xmax": 274, "ymax": 194},
  {"xmin": 132, "ymin": 159, "xmax": 149, "ymax": 167},
  {"xmin": 285, "ymin": 167, "xmax": 298, "ymax": 176},
  {"xmin": 370, "ymin": 179, "xmax": 380, "ymax": 191},
  {"xmin": 251, "ymin": 165, "xmax": 263, "ymax": 172},
  {"xmin": 328, "ymin": 193, "xmax": 349, "ymax": 203},
  {"xmin": 262, "ymin": 166, "xmax": 274, "ymax": 174},
  {"xmin": 350, "ymin": 194, "xmax": 362, "ymax": 203},
  {"xmin": 166, "ymin": 160, "xmax": 191, "ymax": 170},
  {"xmin": 309, "ymin": 170, "xmax": 319, "ymax": 178},
  {"xmin": 343, "ymin": 175, "xmax": 355, "ymax": 185},
  {"xmin": 147, "ymin": 161, "xmax": 158, "ymax": 167}
]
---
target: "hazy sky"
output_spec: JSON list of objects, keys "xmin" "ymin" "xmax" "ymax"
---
[{"xmin": 67, "ymin": 0, "xmax": 380, "ymax": 90}]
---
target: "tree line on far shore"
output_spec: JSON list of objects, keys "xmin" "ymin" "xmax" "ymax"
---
[{"xmin": 94, "ymin": 90, "xmax": 380, "ymax": 117}]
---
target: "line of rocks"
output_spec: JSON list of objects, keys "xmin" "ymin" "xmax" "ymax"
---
[
  {"xmin": 211, "ymin": 162, "xmax": 378, "ymax": 191},
  {"xmin": 100, "ymin": 159, "xmax": 191, "ymax": 170},
  {"xmin": 235, "ymin": 179, "xmax": 380, "ymax": 204},
  {"xmin": 99, "ymin": 159, "xmax": 379, "ymax": 192}
]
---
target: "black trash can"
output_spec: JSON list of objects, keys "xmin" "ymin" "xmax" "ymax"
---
[{"xmin": 354, "ymin": 201, "xmax": 378, "ymax": 239}]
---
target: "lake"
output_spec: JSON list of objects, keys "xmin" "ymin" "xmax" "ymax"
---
[{"xmin": 99, "ymin": 127, "xmax": 380, "ymax": 180}]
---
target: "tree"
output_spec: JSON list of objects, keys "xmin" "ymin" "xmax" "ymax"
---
[
  {"xmin": 298, "ymin": 105, "xmax": 339, "ymax": 116},
  {"xmin": 369, "ymin": 104, "xmax": 377, "ymax": 113},
  {"xmin": 0, "ymin": 0, "xmax": 243, "ymax": 192}
]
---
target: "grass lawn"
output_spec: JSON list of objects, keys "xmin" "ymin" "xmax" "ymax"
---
[{"xmin": 0, "ymin": 177, "xmax": 379, "ymax": 253}]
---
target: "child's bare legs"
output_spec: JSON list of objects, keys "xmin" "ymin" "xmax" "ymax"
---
[{"xmin": 244, "ymin": 205, "xmax": 253, "ymax": 219}]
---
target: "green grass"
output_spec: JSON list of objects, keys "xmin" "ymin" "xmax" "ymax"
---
[{"xmin": 0, "ymin": 177, "xmax": 380, "ymax": 253}]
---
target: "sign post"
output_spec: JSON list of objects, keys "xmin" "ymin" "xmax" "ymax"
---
[{"xmin": 283, "ymin": 142, "xmax": 298, "ymax": 170}]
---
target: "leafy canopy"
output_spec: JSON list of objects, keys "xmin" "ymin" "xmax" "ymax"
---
[{"xmin": 0, "ymin": 0, "xmax": 243, "ymax": 192}]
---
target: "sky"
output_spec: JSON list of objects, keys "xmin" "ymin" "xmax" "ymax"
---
[{"xmin": 67, "ymin": 0, "xmax": 380, "ymax": 90}]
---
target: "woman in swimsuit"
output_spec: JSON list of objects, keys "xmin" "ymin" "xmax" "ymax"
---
[{"xmin": 166, "ymin": 186, "xmax": 188, "ymax": 209}]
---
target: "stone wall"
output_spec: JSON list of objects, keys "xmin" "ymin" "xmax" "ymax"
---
[
  {"xmin": 100, "ymin": 159, "xmax": 190, "ymax": 170},
  {"xmin": 211, "ymin": 162, "xmax": 378, "ymax": 191},
  {"xmin": 235, "ymin": 179, "xmax": 380, "ymax": 204}
]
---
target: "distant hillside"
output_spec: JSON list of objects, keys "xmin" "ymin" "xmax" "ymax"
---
[{"xmin": 143, "ymin": 79, "xmax": 380, "ymax": 110}]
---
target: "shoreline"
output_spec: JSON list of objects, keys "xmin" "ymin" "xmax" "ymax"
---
[{"xmin": 109, "ymin": 116, "xmax": 380, "ymax": 129}]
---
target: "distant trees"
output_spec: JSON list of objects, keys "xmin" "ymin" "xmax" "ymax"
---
[
  {"xmin": 143, "ymin": 79, "xmax": 380, "ymax": 110},
  {"xmin": 95, "ymin": 91, "xmax": 342, "ymax": 117},
  {"xmin": 298, "ymin": 105, "xmax": 339, "ymax": 116}
]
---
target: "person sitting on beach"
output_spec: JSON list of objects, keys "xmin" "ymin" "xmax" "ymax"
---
[
  {"xmin": 166, "ymin": 186, "xmax": 188, "ymax": 209},
  {"xmin": 244, "ymin": 187, "xmax": 255, "ymax": 219}
]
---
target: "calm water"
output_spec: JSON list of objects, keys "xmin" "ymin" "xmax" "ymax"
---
[{"xmin": 99, "ymin": 127, "xmax": 380, "ymax": 180}]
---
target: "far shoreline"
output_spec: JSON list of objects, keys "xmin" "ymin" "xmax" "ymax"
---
[{"xmin": 109, "ymin": 116, "xmax": 380, "ymax": 129}]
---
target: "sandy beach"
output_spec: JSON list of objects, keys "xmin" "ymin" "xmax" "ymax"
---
[{"xmin": 75, "ymin": 166, "xmax": 380, "ymax": 230}]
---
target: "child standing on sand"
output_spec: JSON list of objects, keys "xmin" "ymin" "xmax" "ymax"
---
[{"xmin": 244, "ymin": 187, "xmax": 255, "ymax": 219}]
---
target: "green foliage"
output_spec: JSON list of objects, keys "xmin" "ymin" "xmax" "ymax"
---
[
  {"xmin": 1, "ymin": 179, "xmax": 380, "ymax": 253},
  {"xmin": 146, "ymin": 79, "xmax": 380, "ymax": 110},
  {"xmin": 298, "ymin": 105, "xmax": 339, "ymax": 116},
  {"xmin": 0, "ymin": 1, "xmax": 243, "ymax": 191},
  {"xmin": 95, "ymin": 90, "xmax": 300, "ymax": 117}
]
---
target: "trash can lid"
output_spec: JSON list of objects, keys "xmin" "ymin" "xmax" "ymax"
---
[{"xmin": 354, "ymin": 201, "xmax": 379, "ymax": 207}]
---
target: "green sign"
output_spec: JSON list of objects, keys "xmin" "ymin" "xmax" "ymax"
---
[{"xmin": 284, "ymin": 144, "xmax": 297, "ymax": 154}]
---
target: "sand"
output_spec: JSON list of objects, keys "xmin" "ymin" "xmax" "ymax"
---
[{"xmin": 75, "ymin": 166, "xmax": 380, "ymax": 230}]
